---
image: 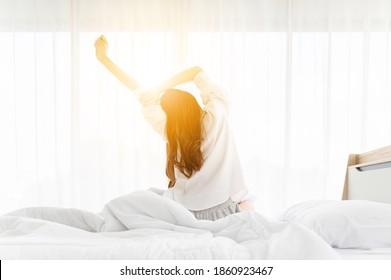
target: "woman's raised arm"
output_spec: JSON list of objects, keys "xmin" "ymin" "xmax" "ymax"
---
[
  {"xmin": 94, "ymin": 35, "xmax": 141, "ymax": 92},
  {"xmin": 95, "ymin": 35, "xmax": 204, "ymax": 107}
]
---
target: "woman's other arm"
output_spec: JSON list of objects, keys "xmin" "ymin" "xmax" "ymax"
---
[
  {"xmin": 139, "ymin": 66, "xmax": 203, "ymax": 106},
  {"xmin": 155, "ymin": 66, "xmax": 202, "ymax": 92}
]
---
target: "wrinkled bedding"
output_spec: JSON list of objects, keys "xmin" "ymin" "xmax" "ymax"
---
[{"xmin": 0, "ymin": 190, "xmax": 339, "ymax": 259}]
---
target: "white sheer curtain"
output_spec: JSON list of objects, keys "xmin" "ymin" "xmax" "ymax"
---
[{"xmin": 0, "ymin": 0, "xmax": 390, "ymax": 215}]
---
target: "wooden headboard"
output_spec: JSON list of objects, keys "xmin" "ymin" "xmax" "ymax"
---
[{"xmin": 342, "ymin": 145, "xmax": 391, "ymax": 202}]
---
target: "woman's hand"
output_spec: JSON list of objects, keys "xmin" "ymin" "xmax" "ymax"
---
[
  {"xmin": 238, "ymin": 200, "xmax": 254, "ymax": 211},
  {"xmin": 94, "ymin": 35, "xmax": 108, "ymax": 62}
]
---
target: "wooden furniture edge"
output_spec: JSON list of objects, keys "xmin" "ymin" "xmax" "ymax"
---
[
  {"xmin": 342, "ymin": 154, "xmax": 358, "ymax": 200},
  {"xmin": 342, "ymin": 145, "xmax": 391, "ymax": 200}
]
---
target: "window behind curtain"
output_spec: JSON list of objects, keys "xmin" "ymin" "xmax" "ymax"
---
[{"xmin": 0, "ymin": 0, "xmax": 390, "ymax": 216}]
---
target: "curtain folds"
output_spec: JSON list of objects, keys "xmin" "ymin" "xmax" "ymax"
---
[{"xmin": 0, "ymin": 0, "xmax": 390, "ymax": 215}]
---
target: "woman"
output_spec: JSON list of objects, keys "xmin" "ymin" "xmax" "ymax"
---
[{"xmin": 94, "ymin": 35, "xmax": 253, "ymax": 221}]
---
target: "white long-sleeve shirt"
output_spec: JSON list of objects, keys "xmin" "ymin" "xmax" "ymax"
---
[{"xmin": 139, "ymin": 72, "xmax": 248, "ymax": 211}]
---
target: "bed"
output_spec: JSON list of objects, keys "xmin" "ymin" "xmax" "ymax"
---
[
  {"xmin": 282, "ymin": 145, "xmax": 391, "ymax": 259},
  {"xmin": 0, "ymin": 189, "xmax": 338, "ymax": 260},
  {"xmin": 1, "ymin": 146, "xmax": 391, "ymax": 260}
]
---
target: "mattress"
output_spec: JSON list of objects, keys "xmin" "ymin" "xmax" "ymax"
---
[{"xmin": 336, "ymin": 248, "xmax": 391, "ymax": 260}]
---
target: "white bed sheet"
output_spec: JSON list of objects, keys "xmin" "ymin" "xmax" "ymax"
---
[{"xmin": 0, "ymin": 190, "xmax": 340, "ymax": 260}]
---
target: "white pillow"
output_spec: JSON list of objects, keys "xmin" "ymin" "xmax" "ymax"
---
[{"xmin": 282, "ymin": 200, "xmax": 391, "ymax": 249}]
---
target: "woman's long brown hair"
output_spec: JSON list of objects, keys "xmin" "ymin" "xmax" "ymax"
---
[{"xmin": 160, "ymin": 89, "xmax": 204, "ymax": 188}]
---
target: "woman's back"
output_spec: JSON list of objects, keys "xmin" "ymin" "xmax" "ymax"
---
[{"xmin": 142, "ymin": 71, "xmax": 248, "ymax": 211}]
